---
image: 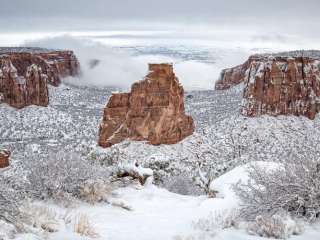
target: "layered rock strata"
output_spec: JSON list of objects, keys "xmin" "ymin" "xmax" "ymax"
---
[
  {"xmin": 0, "ymin": 48, "xmax": 80, "ymax": 108},
  {"xmin": 215, "ymin": 60, "xmax": 250, "ymax": 90},
  {"xmin": 216, "ymin": 51, "xmax": 320, "ymax": 119},
  {"xmin": 98, "ymin": 63, "xmax": 195, "ymax": 147}
]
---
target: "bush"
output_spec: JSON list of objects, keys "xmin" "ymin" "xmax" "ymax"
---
[
  {"xmin": 234, "ymin": 158, "xmax": 320, "ymax": 222},
  {"xmin": 73, "ymin": 214, "xmax": 99, "ymax": 238},
  {"xmin": 23, "ymin": 151, "xmax": 111, "ymax": 201},
  {"xmin": 192, "ymin": 209, "xmax": 239, "ymax": 231},
  {"xmin": 174, "ymin": 209, "xmax": 239, "ymax": 240},
  {"xmin": 247, "ymin": 214, "xmax": 304, "ymax": 239},
  {"xmin": 20, "ymin": 203, "xmax": 60, "ymax": 233},
  {"xmin": 80, "ymin": 179, "xmax": 112, "ymax": 203},
  {"xmin": 0, "ymin": 174, "xmax": 23, "ymax": 229},
  {"xmin": 162, "ymin": 174, "xmax": 204, "ymax": 195}
]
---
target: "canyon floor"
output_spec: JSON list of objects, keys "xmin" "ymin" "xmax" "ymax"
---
[{"xmin": 1, "ymin": 81, "xmax": 320, "ymax": 239}]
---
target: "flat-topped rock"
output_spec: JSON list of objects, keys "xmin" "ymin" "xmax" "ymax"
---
[
  {"xmin": 216, "ymin": 51, "xmax": 320, "ymax": 119},
  {"xmin": 242, "ymin": 56, "xmax": 320, "ymax": 119},
  {"xmin": 215, "ymin": 50, "xmax": 320, "ymax": 90}
]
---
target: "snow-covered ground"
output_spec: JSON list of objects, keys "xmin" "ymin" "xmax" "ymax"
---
[
  {"xmin": 7, "ymin": 162, "xmax": 320, "ymax": 240},
  {"xmin": 1, "ymin": 37, "xmax": 320, "ymax": 239},
  {"xmin": 2, "ymin": 81, "xmax": 320, "ymax": 239},
  {"xmin": 2, "ymin": 80, "xmax": 319, "ymax": 194}
]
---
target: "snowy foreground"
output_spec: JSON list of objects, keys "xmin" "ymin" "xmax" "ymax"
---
[{"xmin": 7, "ymin": 163, "xmax": 319, "ymax": 240}]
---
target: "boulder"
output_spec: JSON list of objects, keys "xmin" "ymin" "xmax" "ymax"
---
[
  {"xmin": 0, "ymin": 150, "xmax": 10, "ymax": 168},
  {"xmin": 98, "ymin": 63, "xmax": 195, "ymax": 147}
]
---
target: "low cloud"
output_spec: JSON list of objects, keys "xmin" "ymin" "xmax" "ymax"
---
[
  {"xmin": 24, "ymin": 35, "xmax": 148, "ymax": 89},
  {"xmin": 24, "ymin": 35, "xmax": 249, "ymax": 90}
]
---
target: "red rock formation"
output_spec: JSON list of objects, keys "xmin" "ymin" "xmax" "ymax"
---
[
  {"xmin": 215, "ymin": 60, "xmax": 250, "ymax": 90},
  {"xmin": 216, "ymin": 52, "xmax": 320, "ymax": 119},
  {"xmin": 0, "ymin": 49, "xmax": 80, "ymax": 108},
  {"xmin": 242, "ymin": 56, "xmax": 320, "ymax": 119},
  {"xmin": 6, "ymin": 51, "xmax": 79, "ymax": 86},
  {"xmin": 0, "ymin": 56, "xmax": 49, "ymax": 108},
  {"xmin": 0, "ymin": 150, "xmax": 10, "ymax": 168},
  {"xmin": 37, "ymin": 51, "xmax": 80, "ymax": 86},
  {"xmin": 98, "ymin": 63, "xmax": 195, "ymax": 147}
]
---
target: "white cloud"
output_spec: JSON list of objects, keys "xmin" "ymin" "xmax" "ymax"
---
[
  {"xmin": 24, "ymin": 35, "xmax": 248, "ymax": 90},
  {"xmin": 24, "ymin": 35, "xmax": 148, "ymax": 89}
]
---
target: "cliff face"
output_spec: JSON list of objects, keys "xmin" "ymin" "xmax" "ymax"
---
[
  {"xmin": 0, "ymin": 49, "xmax": 80, "ymax": 108},
  {"xmin": 215, "ymin": 60, "xmax": 250, "ymax": 90},
  {"xmin": 98, "ymin": 63, "xmax": 195, "ymax": 147},
  {"xmin": 0, "ymin": 150, "xmax": 10, "ymax": 168},
  {"xmin": 36, "ymin": 51, "xmax": 80, "ymax": 86},
  {"xmin": 242, "ymin": 56, "xmax": 320, "ymax": 119},
  {"xmin": 216, "ymin": 51, "xmax": 320, "ymax": 119},
  {"xmin": 5, "ymin": 51, "xmax": 79, "ymax": 86}
]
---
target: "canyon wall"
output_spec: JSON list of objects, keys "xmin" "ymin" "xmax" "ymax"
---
[
  {"xmin": 98, "ymin": 63, "xmax": 195, "ymax": 147},
  {"xmin": 0, "ymin": 48, "xmax": 80, "ymax": 108},
  {"xmin": 216, "ymin": 51, "xmax": 320, "ymax": 119},
  {"xmin": 215, "ymin": 60, "xmax": 250, "ymax": 90}
]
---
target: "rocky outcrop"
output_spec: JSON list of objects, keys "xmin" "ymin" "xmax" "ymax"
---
[
  {"xmin": 242, "ymin": 56, "xmax": 320, "ymax": 119},
  {"xmin": 98, "ymin": 63, "xmax": 195, "ymax": 147},
  {"xmin": 0, "ymin": 150, "xmax": 10, "ymax": 168},
  {"xmin": 0, "ymin": 48, "xmax": 80, "ymax": 108},
  {"xmin": 216, "ymin": 51, "xmax": 320, "ymax": 119},
  {"xmin": 0, "ymin": 56, "xmax": 49, "ymax": 108},
  {"xmin": 36, "ymin": 51, "xmax": 80, "ymax": 86},
  {"xmin": 215, "ymin": 60, "xmax": 250, "ymax": 90},
  {"xmin": 2, "ymin": 49, "xmax": 80, "ymax": 86}
]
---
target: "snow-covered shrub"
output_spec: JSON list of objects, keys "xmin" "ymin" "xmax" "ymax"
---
[
  {"xmin": 0, "ymin": 174, "xmax": 23, "ymax": 229},
  {"xmin": 20, "ymin": 203, "xmax": 61, "ymax": 233},
  {"xmin": 193, "ymin": 209, "xmax": 240, "ymax": 232},
  {"xmin": 23, "ymin": 151, "xmax": 111, "ymax": 200},
  {"xmin": 174, "ymin": 210, "xmax": 239, "ymax": 240},
  {"xmin": 79, "ymin": 179, "xmax": 112, "ymax": 203},
  {"xmin": 194, "ymin": 164, "xmax": 219, "ymax": 197},
  {"xmin": 247, "ymin": 214, "xmax": 304, "ymax": 239},
  {"xmin": 234, "ymin": 158, "xmax": 320, "ymax": 222},
  {"xmin": 162, "ymin": 174, "xmax": 204, "ymax": 195},
  {"xmin": 73, "ymin": 214, "xmax": 99, "ymax": 238},
  {"xmin": 0, "ymin": 220, "xmax": 17, "ymax": 239}
]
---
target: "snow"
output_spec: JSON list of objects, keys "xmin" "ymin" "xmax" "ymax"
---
[
  {"xmin": 210, "ymin": 163, "xmax": 249, "ymax": 200},
  {"xmin": 11, "ymin": 163, "xmax": 248, "ymax": 240},
  {"xmin": 119, "ymin": 163, "xmax": 153, "ymax": 177},
  {"xmin": 9, "ymin": 162, "xmax": 320, "ymax": 240}
]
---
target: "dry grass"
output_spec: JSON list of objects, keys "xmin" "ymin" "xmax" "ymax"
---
[
  {"xmin": 73, "ymin": 214, "xmax": 100, "ymax": 238},
  {"xmin": 20, "ymin": 203, "xmax": 60, "ymax": 233}
]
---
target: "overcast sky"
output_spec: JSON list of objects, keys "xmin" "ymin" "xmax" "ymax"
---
[{"xmin": 1, "ymin": 0, "xmax": 320, "ymax": 36}]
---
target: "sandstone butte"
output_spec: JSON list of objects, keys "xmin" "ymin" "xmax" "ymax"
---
[
  {"xmin": 0, "ymin": 149, "xmax": 10, "ymax": 168},
  {"xmin": 215, "ymin": 51, "xmax": 320, "ymax": 119},
  {"xmin": 0, "ymin": 48, "xmax": 79, "ymax": 108},
  {"xmin": 98, "ymin": 63, "xmax": 195, "ymax": 148}
]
